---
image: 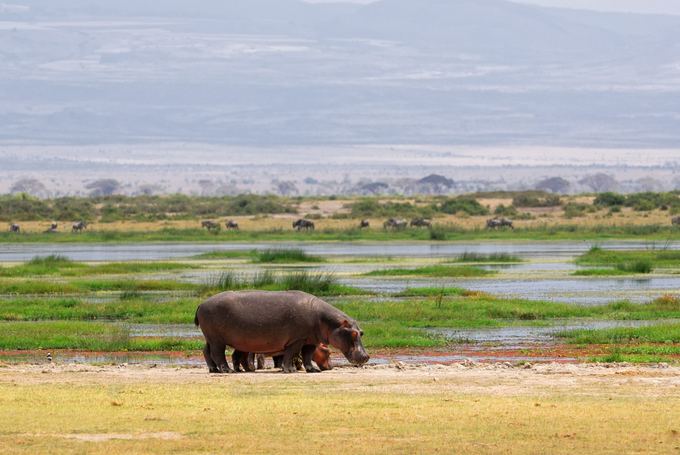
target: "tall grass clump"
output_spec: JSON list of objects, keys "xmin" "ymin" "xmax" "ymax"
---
[
  {"xmin": 428, "ymin": 226, "xmax": 448, "ymax": 241},
  {"xmin": 254, "ymin": 249, "xmax": 323, "ymax": 263},
  {"xmin": 200, "ymin": 270, "xmax": 359, "ymax": 296},
  {"xmin": 454, "ymin": 252, "xmax": 521, "ymax": 263},
  {"xmin": 616, "ymin": 260, "xmax": 653, "ymax": 274},
  {"xmin": 279, "ymin": 272, "xmax": 337, "ymax": 294},
  {"xmin": 0, "ymin": 255, "xmax": 84, "ymax": 277}
]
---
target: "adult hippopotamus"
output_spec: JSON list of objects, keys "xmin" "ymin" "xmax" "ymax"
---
[{"xmin": 194, "ymin": 291, "xmax": 369, "ymax": 373}]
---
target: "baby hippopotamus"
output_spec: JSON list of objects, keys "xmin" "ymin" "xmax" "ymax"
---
[{"xmin": 233, "ymin": 343, "xmax": 332, "ymax": 372}]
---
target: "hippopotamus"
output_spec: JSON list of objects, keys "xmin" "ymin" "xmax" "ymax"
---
[
  {"xmin": 233, "ymin": 343, "xmax": 332, "ymax": 373},
  {"xmin": 272, "ymin": 343, "xmax": 332, "ymax": 371},
  {"xmin": 194, "ymin": 290, "xmax": 368, "ymax": 373}
]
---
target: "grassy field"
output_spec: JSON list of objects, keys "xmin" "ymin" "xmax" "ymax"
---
[{"xmin": 0, "ymin": 364, "xmax": 679, "ymax": 454}]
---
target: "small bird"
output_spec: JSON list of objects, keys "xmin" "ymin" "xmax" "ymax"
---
[{"xmin": 46, "ymin": 352, "xmax": 52, "ymax": 362}]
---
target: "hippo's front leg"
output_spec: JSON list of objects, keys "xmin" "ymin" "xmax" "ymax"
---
[
  {"xmin": 301, "ymin": 344, "xmax": 321, "ymax": 373},
  {"xmin": 281, "ymin": 341, "xmax": 305, "ymax": 373}
]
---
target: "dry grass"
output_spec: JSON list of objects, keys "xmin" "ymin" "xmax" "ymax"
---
[
  {"xmin": 1, "ymin": 364, "xmax": 679, "ymax": 454},
  {"xmin": 7, "ymin": 197, "xmax": 678, "ymax": 233}
]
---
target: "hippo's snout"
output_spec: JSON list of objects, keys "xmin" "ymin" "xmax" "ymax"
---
[{"xmin": 349, "ymin": 349, "xmax": 370, "ymax": 366}]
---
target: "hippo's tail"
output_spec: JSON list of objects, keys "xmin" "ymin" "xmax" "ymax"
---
[{"xmin": 194, "ymin": 306, "xmax": 200, "ymax": 327}]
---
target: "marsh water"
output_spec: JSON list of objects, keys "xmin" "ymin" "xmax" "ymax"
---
[
  {"xmin": 2, "ymin": 241, "xmax": 679, "ymax": 304},
  {"xmin": 1, "ymin": 240, "xmax": 677, "ymax": 262}
]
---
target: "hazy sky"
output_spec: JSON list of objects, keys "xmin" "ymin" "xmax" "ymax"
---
[{"xmin": 307, "ymin": 0, "xmax": 680, "ymax": 15}]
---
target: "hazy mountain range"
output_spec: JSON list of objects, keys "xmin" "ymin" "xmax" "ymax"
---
[{"xmin": 2, "ymin": 0, "xmax": 680, "ymax": 147}]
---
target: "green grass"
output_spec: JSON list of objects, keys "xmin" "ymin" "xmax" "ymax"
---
[
  {"xmin": 557, "ymin": 323, "xmax": 680, "ymax": 344},
  {"xmin": 364, "ymin": 265, "xmax": 493, "ymax": 278},
  {"xmin": 192, "ymin": 249, "xmax": 323, "ymax": 263},
  {"xmin": 576, "ymin": 247, "xmax": 680, "ymax": 269},
  {"xmin": 253, "ymin": 248, "xmax": 323, "ymax": 263},
  {"xmin": 199, "ymin": 270, "xmax": 365, "ymax": 296},
  {"xmin": 449, "ymin": 252, "xmax": 522, "ymax": 263},
  {"xmin": 0, "ymin": 278, "xmax": 197, "ymax": 295},
  {"xmin": 191, "ymin": 250, "xmax": 256, "ymax": 260},
  {"xmin": 0, "ymin": 297, "xmax": 199, "ymax": 323},
  {"xmin": 393, "ymin": 287, "xmax": 467, "ymax": 297},
  {"xmin": 572, "ymin": 268, "xmax": 633, "ymax": 277},
  {"xmin": 0, "ymin": 293, "xmax": 679, "ymax": 351},
  {"xmin": 0, "ymin": 321, "xmax": 202, "ymax": 351},
  {"xmin": 0, "ymin": 256, "xmax": 197, "ymax": 277}
]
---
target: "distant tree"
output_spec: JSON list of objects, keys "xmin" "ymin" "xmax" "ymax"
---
[
  {"xmin": 85, "ymin": 179, "xmax": 121, "ymax": 197},
  {"xmin": 274, "ymin": 181, "xmax": 298, "ymax": 196},
  {"xmin": 10, "ymin": 178, "xmax": 49, "ymax": 198},
  {"xmin": 535, "ymin": 177, "xmax": 570, "ymax": 194},
  {"xmin": 579, "ymin": 173, "xmax": 618, "ymax": 193}
]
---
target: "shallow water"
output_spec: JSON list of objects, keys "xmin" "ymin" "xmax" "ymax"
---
[
  {"xmin": 432, "ymin": 320, "xmax": 679, "ymax": 347},
  {"xmin": 342, "ymin": 276, "xmax": 680, "ymax": 304},
  {"xmin": 1, "ymin": 240, "xmax": 678, "ymax": 262}
]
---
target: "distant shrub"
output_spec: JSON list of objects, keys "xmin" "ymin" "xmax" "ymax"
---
[
  {"xmin": 563, "ymin": 203, "xmax": 595, "ymax": 219},
  {"xmin": 494, "ymin": 204, "xmax": 518, "ymax": 216},
  {"xmin": 512, "ymin": 193, "xmax": 561, "ymax": 208},
  {"xmin": 437, "ymin": 197, "xmax": 489, "ymax": 216},
  {"xmin": 594, "ymin": 192, "xmax": 626, "ymax": 207},
  {"xmin": 348, "ymin": 198, "xmax": 432, "ymax": 218}
]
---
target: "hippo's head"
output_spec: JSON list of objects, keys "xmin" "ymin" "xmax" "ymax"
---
[
  {"xmin": 313, "ymin": 343, "xmax": 332, "ymax": 371},
  {"xmin": 328, "ymin": 320, "xmax": 369, "ymax": 366}
]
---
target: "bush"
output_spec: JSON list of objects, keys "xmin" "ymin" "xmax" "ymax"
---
[
  {"xmin": 494, "ymin": 204, "xmax": 518, "ymax": 217},
  {"xmin": 512, "ymin": 193, "xmax": 561, "ymax": 208},
  {"xmin": 594, "ymin": 192, "xmax": 626, "ymax": 207},
  {"xmin": 348, "ymin": 199, "xmax": 432, "ymax": 218},
  {"xmin": 437, "ymin": 197, "xmax": 489, "ymax": 216}
]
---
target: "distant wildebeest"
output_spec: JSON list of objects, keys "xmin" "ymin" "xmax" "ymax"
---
[
  {"xmin": 9, "ymin": 224, "xmax": 20, "ymax": 233},
  {"xmin": 672, "ymin": 216, "xmax": 680, "ymax": 227},
  {"xmin": 383, "ymin": 218, "xmax": 407, "ymax": 230},
  {"xmin": 293, "ymin": 219, "xmax": 315, "ymax": 231},
  {"xmin": 201, "ymin": 220, "xmax": 220, "ymax": 231},
  {"xmin": 359, "ymin": 219, "xmax": 370, "ymax": 229},
  {"xmin": 44, "ymin": 222, "xmax": 58, "ymax": 234},
  {"xmin": 72, "ymin": 221, "xmax": 88, "ymax": 232},
  {"xmin": 410, "ymin": 218, "xmax": 432, "ymax": 228},
  {"xmin": 486, "ymin": 217, "xmax": 514, "ymax": 230},
  {"xmin": 225, "ymin": 220, "xmax": 239, "ymax": 230}
]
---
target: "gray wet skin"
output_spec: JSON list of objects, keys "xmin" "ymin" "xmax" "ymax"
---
[{"xmin": 195, "ymin": 290, "xmax": 369, "ymax": 373}]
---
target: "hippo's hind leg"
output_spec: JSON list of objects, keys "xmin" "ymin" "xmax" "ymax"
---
[
  {"xmin": 203, "ymin": 343, "xmax": 219, "ymax": 373},
  {"xmin": 209, "ymin": 342, "xmax": 234, "ymax": 373},
  {"xmin": 281, "ymin": 340, "xmax": 306, "ymax": 374},
  {"xmin": 301, "ymin": 344, "xmax": 321, "ymax": 373},
  {"xmin": 256, "ymin": 354, "xmax": 265, "ymax": 370}
]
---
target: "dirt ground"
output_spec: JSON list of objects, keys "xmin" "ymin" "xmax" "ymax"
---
[
  {"xmin": 2, "ymin": 361, "xmax": 679, "ymax": 395},
  {"xmin": 1, "ymin": 362, "xmax": 679, "ymax": 454}
]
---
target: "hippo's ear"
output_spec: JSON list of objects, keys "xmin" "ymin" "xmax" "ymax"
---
[{"xmin": 340, "ymin": 320, "xmax": 351, "ymax": 328}]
